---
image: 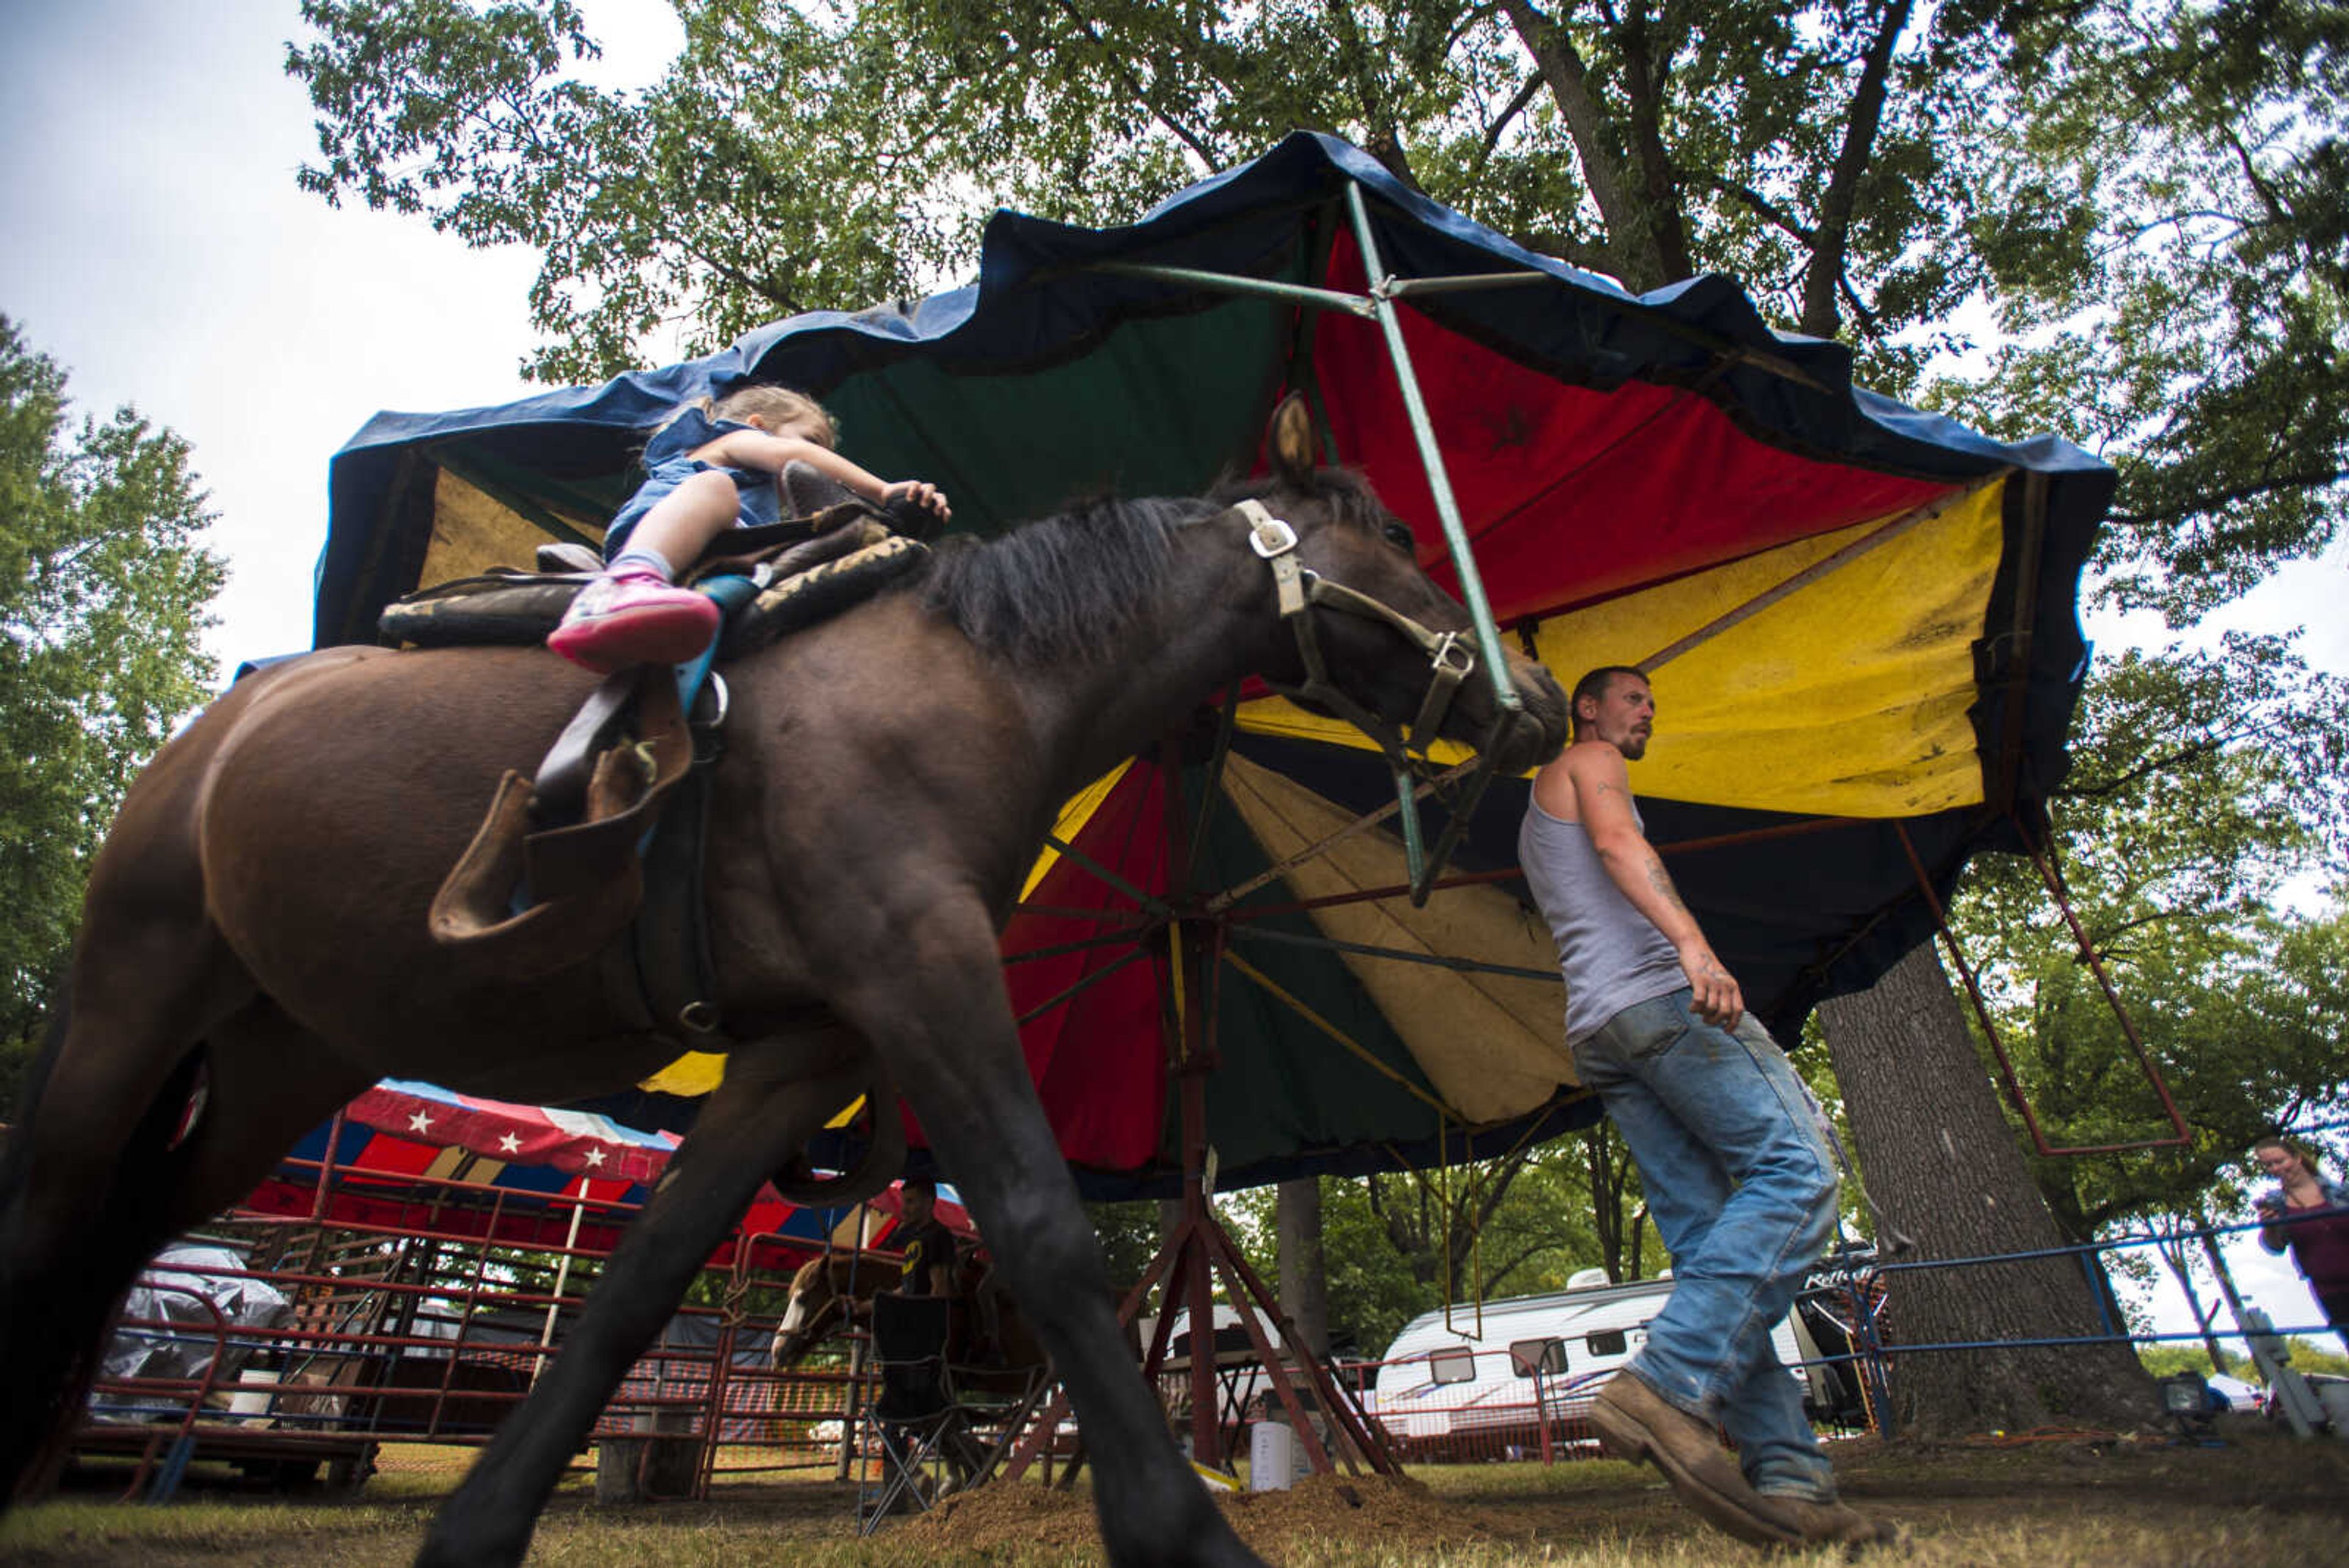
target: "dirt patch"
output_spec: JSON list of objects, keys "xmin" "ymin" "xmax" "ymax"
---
[
  {"xmin": 897, "ymin": 1472, "xmax": 1512, "ymax": 1558},
  {"xmin": 890, "ymin": 1479, "xmax": 1101, "ymax": 1555},
  {"xmin": 1222, "ymin": 1473, "xmax": 1509, "ymax": 1548}
]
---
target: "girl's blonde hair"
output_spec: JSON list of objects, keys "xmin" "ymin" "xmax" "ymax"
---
[{"xmin": 700, "ymin": 384, "xmax": 837, "ymax": 448}]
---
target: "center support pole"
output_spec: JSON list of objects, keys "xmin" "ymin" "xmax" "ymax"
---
[
  {"xmin": 998, "ymin": 743, "xmax": 1400, "ymax": 1484},
  {"xmin": 1174, "ymin": 915, "xmax": 1221, "ymax": 1464}
]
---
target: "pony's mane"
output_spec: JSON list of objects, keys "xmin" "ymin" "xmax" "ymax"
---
[{"xmin": 909, "ymin": 469, "xmax": 1389, "ymax": 666}]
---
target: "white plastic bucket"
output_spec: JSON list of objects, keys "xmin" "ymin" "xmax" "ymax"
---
[{"xmin": 1248, "ymin": 1420, "xmax": 1296, "ymax": 1490}]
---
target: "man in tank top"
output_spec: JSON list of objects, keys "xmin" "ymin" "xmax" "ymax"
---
[{"xmin": 1518, "ymin": 666, "xmax": 1896, "ymax": 1550}]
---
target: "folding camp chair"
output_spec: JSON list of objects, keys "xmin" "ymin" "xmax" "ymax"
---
[{"xmin": 857, "ymin": 1293, "xmax": 991, "ymax": 1532}]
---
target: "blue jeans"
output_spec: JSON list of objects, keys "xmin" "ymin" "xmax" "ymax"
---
[{"xmin": 1573, "ymin": 988, "xmax": 1840, "ymax": 1501}]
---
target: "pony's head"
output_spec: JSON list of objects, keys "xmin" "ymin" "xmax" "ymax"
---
[
  {"xmin": 768, "ymin": 1252, "xmax": 847, "ymax": 1370},
  {"xmin": 1220, "ymin": 396, "xmax": 1568, "ymax": 778}
]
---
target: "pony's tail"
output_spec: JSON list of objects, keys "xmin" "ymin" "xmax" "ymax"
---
[{"xmin": 0, "ymin": 987, "xmax": 203, "ymax": 1505}]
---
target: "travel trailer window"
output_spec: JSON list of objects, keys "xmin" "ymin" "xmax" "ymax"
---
[
  {"xmin": 1428, "ymin": 1345, "xmax": 1476, "ymax": 1384},
  {"xmin": 1586, "ymin": 1328, "xmax": 1628, "ymax": 1358},
  {"xmin": 1509, "ymin": 1337, "xmax": 1568, "ymax": 1378}
]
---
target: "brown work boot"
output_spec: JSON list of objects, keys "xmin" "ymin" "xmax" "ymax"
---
[
  {"xmin": 1757, "ymin": 1495, "xmax": 1909, "ymax": 1555},
  {"xmin": 1589, "ymin": 1373, "xmax": 1803, "ymax": 1548}
]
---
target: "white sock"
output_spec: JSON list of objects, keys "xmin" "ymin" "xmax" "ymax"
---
[{"xmin": 608, "ymin": 544, "xmax": 677, "ymax": 582}]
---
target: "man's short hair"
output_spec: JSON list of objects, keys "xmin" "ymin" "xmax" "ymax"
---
[
  {"xmin": 900, "ymin": 1175, "xmax": 938, "ymax": 1201},
  {"xmin": 1570, "ymin": 665, "xmax": 1647, "ymax": 736}
]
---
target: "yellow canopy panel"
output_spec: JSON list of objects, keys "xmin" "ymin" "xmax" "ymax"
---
[{"xmin": 1238, "ymin": 476, "xmax": 2008, "ymax": 819}]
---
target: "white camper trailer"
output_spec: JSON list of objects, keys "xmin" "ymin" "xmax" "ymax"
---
[{"xmin": 1362, "ymin": 1261, "xmax": 1873, "ymax": 1460}]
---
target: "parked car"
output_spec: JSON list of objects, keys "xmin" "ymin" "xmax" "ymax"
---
[{"xmin": 2205, "ymin": 1373, "xmax": 2263, "ymax": 1413}]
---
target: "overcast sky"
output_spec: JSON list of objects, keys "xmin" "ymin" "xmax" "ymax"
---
[
  {"xmin": 0, "ymin": 0, "xmax": 683, "ymax": 660},
  {"xmin": 0, "ymin": 0, "xmax": 2336, "ymax": 1354}
]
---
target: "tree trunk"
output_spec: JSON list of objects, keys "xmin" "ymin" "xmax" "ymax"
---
[
  {"xmin": 1819, "ymin": 941, "xmax": 2155, "ymax": 1436},
  {"xmin": 1584, "ymin": 1123, "xmax": 1647, "ymax": 1282},
  {"xmin": 2156, "ymin": 1222, "xmax": 2233, "ymax": 1375},
  {"xmin": 1276, "ymin": 1178, "xmax": 1331, "ymax": 1358}
]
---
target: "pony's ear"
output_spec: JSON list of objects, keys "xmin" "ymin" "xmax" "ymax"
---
[{"xmin": 1268, "ymin": 392, "xmax": 1316, "ymax": 484}]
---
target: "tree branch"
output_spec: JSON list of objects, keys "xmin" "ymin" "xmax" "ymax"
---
[
  {"xmin": 2107, "ymin": 466, "xmax": 2349, "ymax": 528},
  {"xmin": 1692, "ymin": 170, "xmax": 1817, "ymax": 246},
  {"xmin": 1613, "ymin": 0, "xmax": 1694, "ymax": 280},
  {"xmin": 1510, "ymin": 226, "xmax": 1617, "ymax": 274},
  {"xmin": 1048, "ymin": 0, "xmax": 1223, "ymax": 173},
  {"xmin": 2053, "ymin": 735, "xmax": 2236, "ymax": 800},
  {"xmin": 1483, "ymin": 1242, "xmax": 1551, "ymax": 1295},
  {"xmin": 1478, "ymin": 71, "xmax": 1545, "ymax": 165},
  {"xmin": 1498, "ymin": 0, "xmax": 1649, "ymax": 285},
  {"xmin": 1323, "ymin": 0, "xmax": 1422, "ymax": 192},
  {"xmin": 2223, "ymin": 125, "xmax": 2291, "ymax": 231},
  {"xmin": 1799, "ymin": 0, "xmax": 1912, "ymax": 338}
]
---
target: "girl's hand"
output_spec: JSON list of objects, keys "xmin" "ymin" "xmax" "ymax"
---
[{"xmin": 884, "ymin": 480, "xmax": 951, "ymax": 522}]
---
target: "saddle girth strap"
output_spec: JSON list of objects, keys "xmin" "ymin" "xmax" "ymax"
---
[{"xmin": 627, "ymin": 719, "xmax": 725, "ymax": 1040}]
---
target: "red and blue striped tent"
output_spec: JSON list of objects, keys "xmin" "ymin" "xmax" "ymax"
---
[
  {"xmin": 313, "ymin": 134, "xmax": 2104, "ymax": 1198},
  {"xmin": 245, "ymin": 1079, "xmax": 970, "ymax": 1272}
]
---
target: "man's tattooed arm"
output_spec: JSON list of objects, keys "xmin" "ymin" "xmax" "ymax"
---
[{"xmin": 1644, "ymin": 855, "xmax": 1690, "ymax": 915}]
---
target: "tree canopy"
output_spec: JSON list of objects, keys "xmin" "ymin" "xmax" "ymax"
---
[
  {"xmin": 288, "ymin": 1, "xmax": 2345, "ymax": 614},
  {"xmin": 0, "ymin": 317, "xmax": 223, "ymax": 1095}
]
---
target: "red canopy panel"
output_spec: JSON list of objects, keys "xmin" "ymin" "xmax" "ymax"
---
[
  {"xmin": 1311, "ymin": 236, "xmax": 1956, "ymax": 619},
  {"xmin": 971, "ymin": 764, "xmax": 1176, "ymax": 1171}
]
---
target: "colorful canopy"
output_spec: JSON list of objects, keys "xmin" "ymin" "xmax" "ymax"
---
[
  {"xmin": 244, "ymin": 1079, "xmax": 968, "ymax": 1271},
  {"xmin": 316, "ymin": 133, "xmax": 2104, "ymax": 1198}
]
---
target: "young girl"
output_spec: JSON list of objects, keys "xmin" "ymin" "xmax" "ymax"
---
[{"xmin": 549, "ymin": 384, "xmax": 951, "ymax": 673}]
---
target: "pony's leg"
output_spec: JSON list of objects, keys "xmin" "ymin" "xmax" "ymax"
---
[
  {"xmin": 416, "ymin": 1041, "xmax": 872, "ymax": 1568},
  {"xmin": 0, "ymin": 890, "xmax": 252, "ymax": 1502},
  {"xmin": 0, "ymin": 992, "xmax": 366, "ymax": 1499},
  {"xmin": 826, "ymin": 895, "xmax": 1262, "ymax": 1568}
]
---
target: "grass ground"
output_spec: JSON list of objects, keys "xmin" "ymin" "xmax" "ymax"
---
[{"xmin": 3, "ymin": 1420, "xmax": 2344, "ymax": 1566}]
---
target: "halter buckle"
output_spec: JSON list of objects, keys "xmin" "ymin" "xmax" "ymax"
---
[{"xmin": 1238, "ymin": 500, "xmax": 1299, "ymax": 559}]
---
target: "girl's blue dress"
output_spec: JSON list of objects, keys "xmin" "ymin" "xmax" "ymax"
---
[{"xmin": 603, "ymin": 409, "xmax": 783, "ymax": 557}]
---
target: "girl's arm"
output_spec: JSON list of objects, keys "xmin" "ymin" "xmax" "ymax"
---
[{"xmin": 701, "ymin": 430, "xmax": 949, "ymax": 520}]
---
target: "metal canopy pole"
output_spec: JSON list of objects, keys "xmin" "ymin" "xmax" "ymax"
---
[
  {"xmin": 1340, "ymin": 181, "xmax": 1519, "ymax": 714},
  {"xmin": 1083, "ymin": 184, "xmax": 1520, "ymax": 709},
  {"xmin": 1091, "ymin": 182, "xmax": 1542, "ymax": 904}
]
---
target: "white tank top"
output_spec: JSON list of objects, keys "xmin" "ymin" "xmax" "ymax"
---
[{"xmin": 1518, "ymin": 794, "xmax": 1688, "ymax": 1044}]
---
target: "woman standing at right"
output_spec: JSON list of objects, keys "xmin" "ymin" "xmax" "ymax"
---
[{"xmin": 2253, "ymin": 1135, "xmax": 2349, "ymax": 1353}]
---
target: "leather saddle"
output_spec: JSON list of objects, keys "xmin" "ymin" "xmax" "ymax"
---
[{"xmin": 415, "ymin": 465, "xmax": 936, "ymax": 1031}]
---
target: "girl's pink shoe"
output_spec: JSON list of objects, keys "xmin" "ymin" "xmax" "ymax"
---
[{"xmin": 547, "ymin": 572, "xmax": 722, "ymax": 674}]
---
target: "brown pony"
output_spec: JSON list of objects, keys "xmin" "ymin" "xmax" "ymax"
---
[
  {"xmin": 0, "ymin": 402, "xmax": 1565, "ymax": 1568},
  {"xmin": 768, "ymin": 1246, "xmax": 1050, "ymax": 1391},
  {"xmin": 769, "ymin": 1249, "xmax": 897, "ymax": 1369}
]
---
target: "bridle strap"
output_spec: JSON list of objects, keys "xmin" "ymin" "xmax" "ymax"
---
[{"xmin": 1224, "ymin": 499, "xmax": 1479, "ymax": 760}]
